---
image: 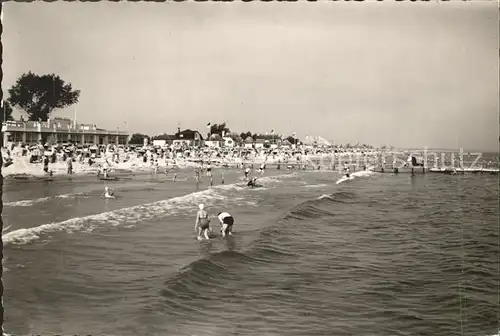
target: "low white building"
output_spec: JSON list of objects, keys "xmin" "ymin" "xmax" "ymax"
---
[
  {"xmin": 244, "ymin": 136, "xmax": 254, "ymax": 149},
  {"xmin": 172, "ymin": 139, "xmax": 191, "ymax": 146},
  {"xmin": 153, "ymin": 139, "xmax": 166, "ymax": 147}
]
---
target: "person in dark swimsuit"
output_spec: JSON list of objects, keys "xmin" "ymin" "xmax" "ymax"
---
[
  {"xmin": 206, "ymin": 162, "xmax": 212, "ymax": 177},
  {"xmin": 43, "ymin": 156, "xmax": 50, "ymax": 174},
  {"xmin": 217, "ymin": 212, "xmax": 234, "ymax": 237},
  {"xmin": 195, "ymin": 165, "xmax": 201, "ymax": 183},
  {"xmin": 195, "ymin": 204, "xmax": 210, "ymax": 240},
  {"xmin": 244, "ymin": 167, "xmax": 251, "ymax": 180},
  {"xmin": 247, "ymin": 177, "xmax": 262, "ymax": 188}
]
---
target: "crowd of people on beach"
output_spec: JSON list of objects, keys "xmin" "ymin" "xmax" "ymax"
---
[
  {"xmin": 2, "ymin": 140, "xmax": 497, "ymax": 181},
  {"xmin": 0, "ymin": 140, "xmax": 383, "ymax": 178}
]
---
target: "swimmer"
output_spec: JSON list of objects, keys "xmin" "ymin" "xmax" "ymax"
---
[
  {"xmin": 102, "ymin": 159, "xmax": 110, "ymax": 178},
  {"xmin": 43, "ymin": 155, "xmax": 50, "ymax": 174},
  {"xmin": 247, "ymin": 177, "xmax": 261, "ymax": 188},
  {"xmin": 258, "ymin": 163, "xmax": 265, "ymax": 175},
  {"xmin": 244, "ymin": 166, "xmax": 251, "ymax": 180},
  {"xmin": 67, "ymin": 157, "xmax": 73, "ymax": 175},
  {"xmin": 195, "ymin": 165, "xmax": 201, "ymax": 183},
  {"xmin": 195, "ymin": 204, "xmax": 210, "ymax": 240},
  {"xmin": 206, "ymin": 162, "xmax": 212, "ymax": 177},
  {"xmin": 104, "ymin": 186, "xmax": 115, "ymax": 198},
  {"xmin": 2, "ymin": 156, "xmax": 13, "ymax": 168},
  {"xmin": 217, "ymin": 211, "xmax": 234, "ymax": 237},
  {"xmin": 164, "ymin": 159, "xmax": 169, "ymax": 175},
  {"xmin": 153, "ymin": 159, "xmax": 159, "ymax": 175},
  {"xmin": 343, "ymin": 162, "xmax": 349, "ymax": 174}
]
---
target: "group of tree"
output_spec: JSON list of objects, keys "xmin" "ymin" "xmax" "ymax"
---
[
  {"xmin": 0, "ymin": 101, "xmax": 14, "ymax": 123},
  {"xmin": 129, "ymin": 133, "xmax": 151, "ymax": 145},
  {"xmin": 239, "ymin": 131, "xmax": 254, "ymax": 140},
  {"xmin": 209, "ymin": 123, "xmax": 230, "ymax": 137},
  {"xmin": 3, "ymin": 71, "xmax": 80, "ymax": 122}
]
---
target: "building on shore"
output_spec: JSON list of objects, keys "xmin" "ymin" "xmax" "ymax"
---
[
  {"xmin": 1, "ymin": 117, "xmax": 129, "ymax": 146},
  {"xmin": 150, "ymin": 128, "xmax": 204, "ymax": 147}
]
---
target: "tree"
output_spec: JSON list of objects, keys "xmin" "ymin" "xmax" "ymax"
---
[
  {"xmin": 225, "ymin": 132, "xmax": 242, "ymax": 144},
  {"xmin": 240, "ymin": 131, "xmax": 252, "ymax": 140},
  {"xmin": 8, "ymin": 72, "xmax": 80, "ymax": 121},
  {"xmin": 0, "ymin": 101, "xmax": 14, "ymax": 123},
  {"xmin": 151, "ymin": 133, "xmax": 175, "ymax": 141},
  {"xmin": 209, "ymin": 123, "xmax": 230, "ymax": 137},
  {"xmin": 255, "ymin": 133, "xmax": 282, "ymax": 141},
  {"xmin": 285, "ymin": 136, "xmax": 299, "ymax": 145},
  {"xmin": 129, "ymin": 133, "xmax": 150, "ymax": 145}
]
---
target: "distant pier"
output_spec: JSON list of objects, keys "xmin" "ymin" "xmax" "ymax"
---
[{"xmin": 201, "ymin": 158, "xmax": 499, "ymax": 175}]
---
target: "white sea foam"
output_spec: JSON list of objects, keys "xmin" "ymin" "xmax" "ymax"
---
[
  {"xmin": 301, "ymin": 183, "xmax": 329, "ymax": 189},
  {"xmin": 317, "ymin": 194, "xmax": 333, "ymax": 200},
  {"xmin": 336, "ymin": 175, "xmax": 354, "ymax": 185},
  {"xmin": 3, "ymin": 189, "xmax": 219, "ymax": 245},
  {"xmin": 3, "ymin": 172, "xmax": 298, "ymax": 245},
  {"xmin": 351, "ymin": 170, "xmax": 376, "ymax": 178},
  {"xmin": 336, "ymin": 169, "xmax": 376, "ymax": 184}
]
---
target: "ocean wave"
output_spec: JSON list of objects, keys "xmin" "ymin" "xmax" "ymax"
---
[
  {"xmin": 159, "ymin": 205, "xmax": 304, "ymax": 307},
  {"xmin": 282, "ymin": 191, "xmax": 359, "ymax": 221},
  {"xmin": 301, "ymin": 183, "xmax": 329, "ymax": 189},
  {"xmin": 4, "ymin": 192, "xmax": 85, "ymax": 207},
  {"xmin": 336, "ymin": 169, "xmax": 377, "ymax": 184},
  {"xmin": 317, "ymin": 194, "xmax": 333, "ymax": 200},
  {"xmin": 3, "ymin": 188, "xmax": 225, "ymax": 246},
  {"xmin": 159, "ymin": 241, "xmax": 298, "ymax": 313},
  {"xmin": 4, "ymin": 185, "xmax": 160, "ymax": 208},
  {"xmin": 159, "ymin": 250, "xmax": 259, "ymax": 313},
  {"xmin": 321, "ymin": 190, "xmax": 358, "ymax": 201},
  {"xmin": 285, "ymin": 203, "xmax": 335, "ymax": 221},
  {"xmin": 3, "ymin": 173, "xmax": 298, "ymax": 246}
]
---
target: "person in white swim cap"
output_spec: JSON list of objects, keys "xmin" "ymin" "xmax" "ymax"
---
[
  {"xmin": 244, "ymin": 166, "xmax": 251, "ymax": 181},
  {"xmin": 104, "ymin": 186, "xmax": 114, "ymax": 198},
  {"xmin": 195, "ymin": 203, "xmax": 210, "ymax": 240}
]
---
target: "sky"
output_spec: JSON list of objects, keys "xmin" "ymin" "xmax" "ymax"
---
[{"xmin": 3, "ymin": 1, "xmax": 499, "ymax": 151}]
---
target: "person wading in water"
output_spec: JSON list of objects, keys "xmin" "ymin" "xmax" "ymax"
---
[{"xmin": 195, "ymin": 204, "xmax": 211, "ymax": 240}]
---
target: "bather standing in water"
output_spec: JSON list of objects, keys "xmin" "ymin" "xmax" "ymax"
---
[
  {"xmin": 104, "ymin": 186, "xmax": 115, "ymax": 198},
  {"xmin": 102, "ymin": 159, "xmax": 110, "ymax": 178},
  {"xmin": 195, "ymin": 203, "xmax": 211, "ymax": 240}
]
